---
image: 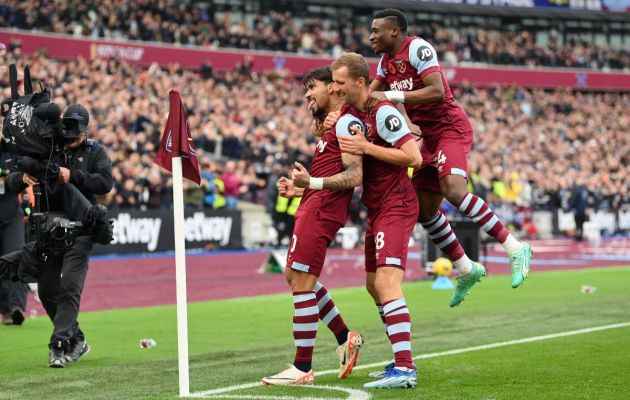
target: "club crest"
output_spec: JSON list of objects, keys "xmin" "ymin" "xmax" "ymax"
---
[{"xmin": 394, "ymin": 60, "xmax": 406, "ymax": 74}]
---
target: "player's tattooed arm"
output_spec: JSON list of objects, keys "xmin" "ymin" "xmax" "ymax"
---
[
  {"xmin": 340, "ymin": 125, "xmax": 421, "ymax": 168},
  {"xmin": 292, "ymin": 155, "xmax": 362, "ymax": 191},
  {"xmin": 322, "ymin": 153, "xmax": 363, "ymax": 190}
]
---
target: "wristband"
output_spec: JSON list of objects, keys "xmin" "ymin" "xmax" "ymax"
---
[
  {"xmin": 309, "ymin": 177, "xmax": 324, "ymax": 190},
  {"xmin": 384, "ymin": 91, "xmax": 405, "ymax": 103}
]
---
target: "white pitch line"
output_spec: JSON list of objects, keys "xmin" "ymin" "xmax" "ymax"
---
[
  {"xmin": 189, "ymin": 383, "xmax": 260, "ymax": 397},
  {"xmin": 317, "ymin": 321, "xmax": 630, "ymax": 375},
  {"xmin": 196, "ymin": 385, "xmax": 371, "ymax": 400},
  {"xmin": 190, "ymin": 321, "xmax": 630, "ymax": 398},
  {"xmin": 197, "ymin": 396, "xmax": 331, "ymax": 400},
  {"xmin": 192, "ymin": 384, "xmax": 370, "ymax": 400}
]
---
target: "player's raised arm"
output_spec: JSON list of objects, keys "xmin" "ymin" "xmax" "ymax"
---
[
  {"xmin": 339, "ymin": 105, "xmax": 421, "ymax": 168},
  {"xmin": 291, "ymin": 154, "xmax": 362, "ymax": 191},
  {"xmin": 292, "ymin": 114, "xmax": 364, "ymax": 191},
  {"xmin": 370, "ymin": 78, "xmax": 388, "ymax": 92},
  {"xmin": 372, "ymin": 38, "xmax": 445, "ymax": 105},
  {"xmin": 365, "ymin": 59, "xmax": 390, "ymax": 111},
  {"xmin": 397, "ymin": 71, "xmax": 444, "ymax": 104}
]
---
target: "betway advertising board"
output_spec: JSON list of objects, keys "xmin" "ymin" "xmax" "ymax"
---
[{"xmin": 93, "ymin": 209, "xmax": 242, "ymax": 255}]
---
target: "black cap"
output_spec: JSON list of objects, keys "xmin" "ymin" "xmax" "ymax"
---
[{"xmin": 62, "ymin": 104, "xmax": 89, "ymax": 136}]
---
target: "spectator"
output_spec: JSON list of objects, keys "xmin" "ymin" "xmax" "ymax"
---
[
  {"xmin": 220, "ymin": 160, "xmax": 241, "ymax": 210},
  {"xmin": 0, "ymin": 2, "xmax": 628, "ymax": 70},
  {"xmin": 0, "ymin": 46, "xmax": 626, "ymax": 237}
]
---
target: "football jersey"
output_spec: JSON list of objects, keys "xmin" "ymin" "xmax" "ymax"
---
[
  {"xmin": 340, "ymin": 102, "xmax": 416, "ymax": 210},
  {"xmin": 299, "ymin": 114, "xmax": 365, "ymax": 223},
  {"xmin": 375, "ymin": 36, "xmax": 473, "ymax": 136}
]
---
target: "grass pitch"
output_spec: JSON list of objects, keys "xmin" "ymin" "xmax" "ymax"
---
[{"xmin": 0, "ymin": 266, "xmax": 628, "ymax": 400}]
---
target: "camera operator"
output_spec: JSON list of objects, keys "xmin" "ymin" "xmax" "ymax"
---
[
  {"xmin": 0, "ymin": 139, "xmax": 28, "ymax": 326},
  {"xmin": 6, "ymin": 104, "xmax": 113, "ymax": 368}
]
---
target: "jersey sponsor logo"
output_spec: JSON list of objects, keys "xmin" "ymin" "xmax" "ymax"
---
[
  {"xmin": 385, "ymin": 115, "xmax": 402, "ymax": 132},
  {"xmin": 390, "ymin": 77, "xmax": 413, "ymax": 91},
  {"xmin": 394, "ymin": 60, "xmax": 407, "ymax": 74},
  {"xmin": 316, "ymin": 140, "xmax": 328, "ymax": 153},
  {"xmin": 417, "ymin": 45, "xmax": 433, "ymax": 61},
  {"xmin": 348, "ymin": 120, "xmax": 363, "ymax": 135}
]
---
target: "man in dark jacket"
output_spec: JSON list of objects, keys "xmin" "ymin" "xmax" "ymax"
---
[
  {"xmin": 5, "ymin": 104, "xmax": 113, "ymax": 367},
  {"xmin": 0, "ymin": 142, "xmax": 28, "ymax": 326},
  {"xmin": 570, "ymin": 179, "xmax": 590, "ymax": 241}
]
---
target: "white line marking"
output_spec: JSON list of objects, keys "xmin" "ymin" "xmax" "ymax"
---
[
  {"xmin": 192, "ymin": 384, "xmax": 370, "ymax": 400},
  {"xmin": 318, "ymin": 321, "xmax": 630, "ymax": 375},
  {"xmin": 200, "ymin": 396, "xmax": 329, "ymax": 400},
  {"xmin": 190, "ymin": 383, "xmax": 259, "ymax": 397},
  {"xmin": 189, "ymin": 321, "xmax": 630, "ymax": 398}
]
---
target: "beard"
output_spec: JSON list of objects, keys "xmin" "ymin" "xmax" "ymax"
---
[{"xmin": 311, "ymin": 106, "xmax": 326, "ymax": 122}]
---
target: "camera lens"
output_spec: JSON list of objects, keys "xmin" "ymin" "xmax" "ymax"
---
[{"xmin": 50, "ymin": 226, "xmax": 67, "ymax": 241}]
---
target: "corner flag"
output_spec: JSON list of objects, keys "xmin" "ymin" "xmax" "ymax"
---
[
  {"xmin": 154, "ymin": 90, "xmax": 201, "ymax": 184},
  {"xmin": 153, "ymin": 90, "xmax": 199, "ymax": 397}
]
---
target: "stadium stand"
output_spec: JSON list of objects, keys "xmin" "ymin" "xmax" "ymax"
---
[
  {"xmin": 0, "ymin": 47, "xmax": 626, "ymax": 221},
  {"xmin": 0, "ymin": 1, "xmax": 628, "ymax": 242},
  {"xmin": 0, "ymin": 1, "xmax": 628, "ymax": 70}
]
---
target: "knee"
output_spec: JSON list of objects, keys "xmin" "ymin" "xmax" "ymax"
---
[
  {"xmin": 365, "ymin": 280, "xmax": 378, "ymax": 302},
  {"xmin": 288, "ymin": 278, "xmax": 299, "ymax": 292},
  {"xmin": 36, "ymin": 281, "xmax": 54, "ymax": 300},
  {"xmin": 288, "ymin": 271, "xmax": 315, "ymax": 292},
  {"xmin": 284, "ymin": 268, "xmax": 292, "ymax": 287},
  {"xmin": 59, "ymin": 280, "xmax": 82, "ymax": 299},
  {"xmin": 443, "ymin": 183, "xmax": 468, "ymax": 206},
  {"xmin": 373, "ymin": 275, "xmax": 389, "ymax": 296},
  {"xmin": 418, "ymin": 206, "xmax": 436, "ymax": 222}
]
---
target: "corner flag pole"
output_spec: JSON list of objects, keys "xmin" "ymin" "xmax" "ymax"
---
[
  {"xmin": 153, "ymin": 90, "xmax": 201, "ymax": 397},
  {"xmin": 172, "ymin": 156, "xmax": 190, "ymax": 397}
]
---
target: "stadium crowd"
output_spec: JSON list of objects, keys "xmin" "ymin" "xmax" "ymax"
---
[
  {"xmin": 0, "ymin": 48, "xmax": 628, "ymax": 225},
  {"xmin": 0, "ymin": 1, "xmax": 629, "ymax": 70}
]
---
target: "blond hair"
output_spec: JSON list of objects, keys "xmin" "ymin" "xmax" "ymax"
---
[{"xmin": 331, "ymin": 52, "xmax": 370, "ymax": 82}]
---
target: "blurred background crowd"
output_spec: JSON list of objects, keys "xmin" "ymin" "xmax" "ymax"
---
[
  {"xmin": 0, "ymin": 0, "xmax": 628, "ymax": 241},
  {"xmin": 1, "ymin": 45, "xmax": 627, "ymax": 224},
  {"xmin": 0, "ymin": 1, "xmax": 628, "ymax": 70}
]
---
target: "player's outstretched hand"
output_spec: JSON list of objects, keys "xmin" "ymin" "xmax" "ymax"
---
[
  {"xmin": 338, "ymin": 126, "xmax": 370, "ymax": 155},
  {"xmin": 292, "ymin": 162, "xmax": 311, "ymax": 188},
  {"xmin": 322, "ymin": 110, "xmax": 341, "ymax": 131}
]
